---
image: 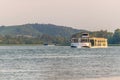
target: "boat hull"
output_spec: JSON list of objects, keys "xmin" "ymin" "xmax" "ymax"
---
[
  {"xmin": 71, "ymin": 43, "xmax": 107, "ymax": 48},
  {"xmin": 71, "ymin": 43, "xmax": 82, "ymax": 48}
]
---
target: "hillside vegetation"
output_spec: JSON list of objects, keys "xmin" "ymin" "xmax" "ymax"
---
[
  {"xmin": 0, "ymin": 24, "xmax": 84, "ymax": 37},
  {"xmin": 0, "ymin": 24, "xmax": 85, "ymax": 45}
]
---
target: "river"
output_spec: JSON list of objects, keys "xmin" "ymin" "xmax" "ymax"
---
[{"xmin": 0, "ymin": 46, "xmax": 120, "ymax": 80}]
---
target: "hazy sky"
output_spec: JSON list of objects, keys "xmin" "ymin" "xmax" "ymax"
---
[{"xmin": 0, "ymin": 0, "xmax": 120, "ymax": 31}]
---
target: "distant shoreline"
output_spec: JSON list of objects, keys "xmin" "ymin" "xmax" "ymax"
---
[
  {"xmin": 108, "ymin": 44, "xmax": 120, "ymax": 46},
  {"xmin": 83, "ymin": 76, "xmax": 120, "ymax": 80},
  {"xmin": 0, "ymin": 44, "xmax": 43, "ymax": 46},
  {"xmin": 0, "ymin": 44, "xmax": 119, "ymax": 46}
]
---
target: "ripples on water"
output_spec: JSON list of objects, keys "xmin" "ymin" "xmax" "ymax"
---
[{"xmin": 0, "ymin": 46, "xmax": 120, "ymax": 80}]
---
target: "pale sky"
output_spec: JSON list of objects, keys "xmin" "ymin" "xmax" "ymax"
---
[{"xmin": 0, "ymin": 0, "xmax": 120, "ymax": 31}]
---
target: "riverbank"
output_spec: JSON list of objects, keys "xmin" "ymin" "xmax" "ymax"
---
[
  {"xmin": 109, "ymin": 44, "xmax": 120, "ymax": 46},
  {"xmin": 0, "ymin": 44, "xmax": 42, "ymax": 46},
  {"xmin": 83, "ymin": 77, "xmax": 120, "ymax": 80}
]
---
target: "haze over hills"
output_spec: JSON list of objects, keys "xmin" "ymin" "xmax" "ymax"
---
[{"xmin": 0, "ymin": 24, "xmax": 86, "ymax": 38}]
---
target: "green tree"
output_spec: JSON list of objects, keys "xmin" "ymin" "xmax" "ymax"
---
[{"xmin": 112, "ymin": 29, "xmax": 120, "ymax": 44}]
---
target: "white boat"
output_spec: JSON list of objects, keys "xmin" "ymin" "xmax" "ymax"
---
[
  {"xmin": 44, "ymin": 43, "xmax": 55, "ymax": 46},
  {"xmin": 71, "ymin": 33, "xmax": 108, "ymax": 48}
]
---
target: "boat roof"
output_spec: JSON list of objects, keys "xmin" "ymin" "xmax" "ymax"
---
[
  {"xmin": 89, "ymin": 37, "xmax": 107, "ymax": 40},
  {"xmin": 72, "ymin": 37, "xmax": 107, "ymax": 40}
]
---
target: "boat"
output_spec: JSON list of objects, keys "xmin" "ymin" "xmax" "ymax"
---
[
  {"xmin": 44, "ymin": 43, "xmax": 55, "ymax": 46},
  {"xmin": 71, "ymin": 33, "xmax": 108, "ymax": 48}
]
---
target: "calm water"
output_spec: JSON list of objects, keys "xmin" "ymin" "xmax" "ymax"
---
[{"xmin": 0, "ymin": 46, "xmax": 120, "ymax": 80}]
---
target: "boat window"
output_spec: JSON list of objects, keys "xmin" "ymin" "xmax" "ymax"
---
[
  {"xmin": 90, "ymin": 39, "xmax": 94, "ymax": 46},
  {"xmin": 103, "ymin": 44, "xmax": 106, "ymax": 46},
  {"xmin": 82, "ymin": 34, "xmax": 88, "ymax": 36},
  {"xmin": 71, "ymin": 39, "xmax": 79, "ymax": 43},
  {"xmin": 82, "ymin": 33, "xmax": 89, "ymax": 37},
  {"xmin": 81, "ymin": 38, "xmax": 89, "ymax": 42}
]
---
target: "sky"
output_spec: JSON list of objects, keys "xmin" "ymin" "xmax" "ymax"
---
[{"xmin": 0, "ymin": 0, "xmax": 120, "ymax": 32}]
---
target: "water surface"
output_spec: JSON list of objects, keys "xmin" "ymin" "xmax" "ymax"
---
[{"xmin": 0, "ymin": 46, "xmax": 120, "ymax": 80}]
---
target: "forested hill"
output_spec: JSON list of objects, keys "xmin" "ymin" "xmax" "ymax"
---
[{"xmin": 0, "ymin": 24, "xmax": 85, "ymax": 38}]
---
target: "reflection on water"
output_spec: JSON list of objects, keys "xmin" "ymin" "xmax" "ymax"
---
[{"xmin": 0, "ymin": 46, "xmax": 120, "ymax": 80}]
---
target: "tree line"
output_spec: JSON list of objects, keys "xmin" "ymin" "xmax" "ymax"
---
[
  {"xmin": 0, "ymin": 29, "xmax": 120, "ymax": 45},
  {"xmin": 0, "ymin": 34, "xmax": 69, "ymax": 46}
]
